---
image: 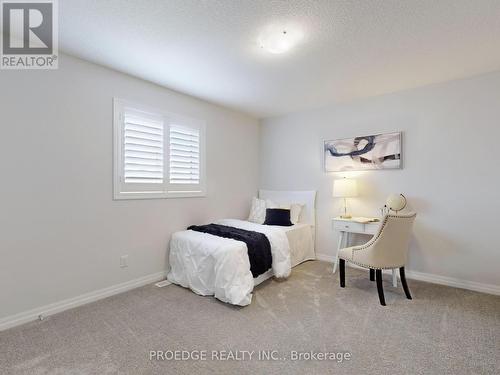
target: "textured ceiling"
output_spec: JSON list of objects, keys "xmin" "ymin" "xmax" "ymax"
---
[{"xmin": 60, "ymin": 0, "xmax": 500, "ymax": 118}]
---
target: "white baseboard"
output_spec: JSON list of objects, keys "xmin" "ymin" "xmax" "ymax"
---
[
  {"xmin": 315, "ymin": 253, "xmax": 500, "ymax": 296},
  {"xmin": 402, "ymin": 269, "xmax": 500, "ymax": 296},
  {"xmin": 0, "ymin": 271, "xmax": 168, "ymax": 332},
  {"xmin": 316, "ymin": 253, "xmax": 336, "ymax": 263}
]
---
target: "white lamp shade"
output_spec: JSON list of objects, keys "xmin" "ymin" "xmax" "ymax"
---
[{"xmin": 333, "ymin": 178, "xmax": 358, "ymax": 198}]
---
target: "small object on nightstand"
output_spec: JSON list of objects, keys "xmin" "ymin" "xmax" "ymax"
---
[
  {"xmin": 386, "ymin": 193, "xmax": 407, "ymax": 213},
  {"xmin": 351, "ymin": 216, "xmax": 379, "ymax": 224},
  {"xmin": 332, "ymin": 178, "xmax": 358, "ymax": 219}
]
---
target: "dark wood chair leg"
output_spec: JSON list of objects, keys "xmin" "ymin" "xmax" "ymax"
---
[
  {"xmin": 375, "ymin": 270, "xmax": 386, "ymax": 306},
  {"xmin": 339, "ymin": 259, "xmax": 345, "ymax": 288},
  {"xmin": 369, "ymin": 269, "xmax": 375, "ymax": 281},
  {"xmin": 400, "ymin": 267, "xmax": 412, "ymax": 300}
]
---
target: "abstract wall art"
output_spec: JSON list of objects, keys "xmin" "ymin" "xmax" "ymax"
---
[{"xmin": 324, "ymin": 132, "xmax": 402, "ymax": 172}]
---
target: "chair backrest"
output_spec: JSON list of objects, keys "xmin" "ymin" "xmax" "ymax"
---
[{"xmin": 369, "ymin": 213, "xmax": 416, "ymax": 268}]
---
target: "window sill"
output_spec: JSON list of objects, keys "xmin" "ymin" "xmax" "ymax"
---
[{"xmin": 113, "ymin": 190, "xmax": 206, "ymax": 200}]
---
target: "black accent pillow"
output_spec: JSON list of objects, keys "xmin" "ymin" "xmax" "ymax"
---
[{"xmin": 263, "ymin": 208, "xmax": 293, "ymax": 226}]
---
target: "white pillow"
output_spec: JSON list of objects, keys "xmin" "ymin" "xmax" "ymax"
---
[
  {"xmin": 265, "ymin": 200, "xmax": 303, "ymax": 224},
  {"xmin": 248, "ymin": 197, "xmax": 267, "ymax": 224}
]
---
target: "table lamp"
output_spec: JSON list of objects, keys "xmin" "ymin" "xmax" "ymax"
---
[{"xmin": 333, "ymin": 178, "xmax": 358, "ymax": 219}]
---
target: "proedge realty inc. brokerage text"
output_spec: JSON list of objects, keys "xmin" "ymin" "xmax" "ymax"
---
[{"xmin": 150, "ymin": 350, "xmax": 352, "ymax": 362}]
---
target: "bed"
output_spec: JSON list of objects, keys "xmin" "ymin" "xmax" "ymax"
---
[{"xmin": 167, "ymin": 190, "xmax": 316, "ymax": 305}]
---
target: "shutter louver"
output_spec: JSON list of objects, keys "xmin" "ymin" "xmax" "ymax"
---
[
  {"xmin": 169, "ymin": 125, "xmax": 200, "ymax": 184},
  {"xmin": 123, "ymin": 112, "xmax": 164, "ymax": 184}
]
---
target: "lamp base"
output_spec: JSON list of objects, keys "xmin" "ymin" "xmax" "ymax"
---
[{"xmin": 340, "ymin": 214, "xmax": 352, "ymax": 219}]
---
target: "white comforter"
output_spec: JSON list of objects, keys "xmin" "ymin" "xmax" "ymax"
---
[{"xmin": 167, "ymin": 219, "xmax": 291, "ymax": 306}]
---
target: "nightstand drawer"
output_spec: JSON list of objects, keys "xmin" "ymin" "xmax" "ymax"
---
[{"xmin": 333, "ymin": 221, "xmax": 364, "ymax": 233}]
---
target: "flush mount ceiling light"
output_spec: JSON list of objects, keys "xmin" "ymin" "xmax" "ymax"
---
[{"xmin": 258, "ymin": 25, "xmax": 304, "ymax": 54}]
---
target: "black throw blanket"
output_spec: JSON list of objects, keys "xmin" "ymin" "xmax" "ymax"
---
[{"xmin": 187, "ymin": 224, "xmax": 272, "ymax": 277}]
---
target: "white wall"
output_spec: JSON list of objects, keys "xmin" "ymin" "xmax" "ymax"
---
[
  {"xmin": 260, "ymin": 71, "xmax": 500, "ymax": 288},
  {"xmin": 0, "ymin": 54, "xmax": 260, "ymax": 320}
]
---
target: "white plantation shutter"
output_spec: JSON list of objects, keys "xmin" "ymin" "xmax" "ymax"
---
[
  {"xmin": 114, "ymin": 99, "xmax": 205, "ymax": 199},
  {"xmin": 169, "ymin": 124, "xmax": 200, "ymax": 185},
  {"xmin": 123, "ymin": 111, "xmax": 164, "ymax": 184}
]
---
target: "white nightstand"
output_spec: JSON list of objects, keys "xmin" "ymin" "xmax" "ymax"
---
[{"xmin": 332, "ymin": 217, "xmax": 398, "ymax": 287}]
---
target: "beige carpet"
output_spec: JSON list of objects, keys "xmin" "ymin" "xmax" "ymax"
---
[{"xmin": 1, "ymin": 261, "xmax": 499, "ymax": 374}]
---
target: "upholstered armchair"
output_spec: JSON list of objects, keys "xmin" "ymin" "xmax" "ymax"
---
[{"xmin": 338, "ymin": 213, "xmax": 417, "ymax": 306}]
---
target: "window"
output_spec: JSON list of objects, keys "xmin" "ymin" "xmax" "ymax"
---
[
  {"xmin": 123, "ymin": 108, "xmax": 164, "ymax": 185},
  {"xmin": 169, "ymin": 124, "xmax": 200, "ymax": 186},
  {"xmin": 113, "ymin": 99, "xmax": 206, "ymax": 199}
]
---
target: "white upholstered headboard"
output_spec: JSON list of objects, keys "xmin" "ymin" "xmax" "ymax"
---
[{"xmin": 259, "ymin": 190, "xmax": 317, "ymax": 227}]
